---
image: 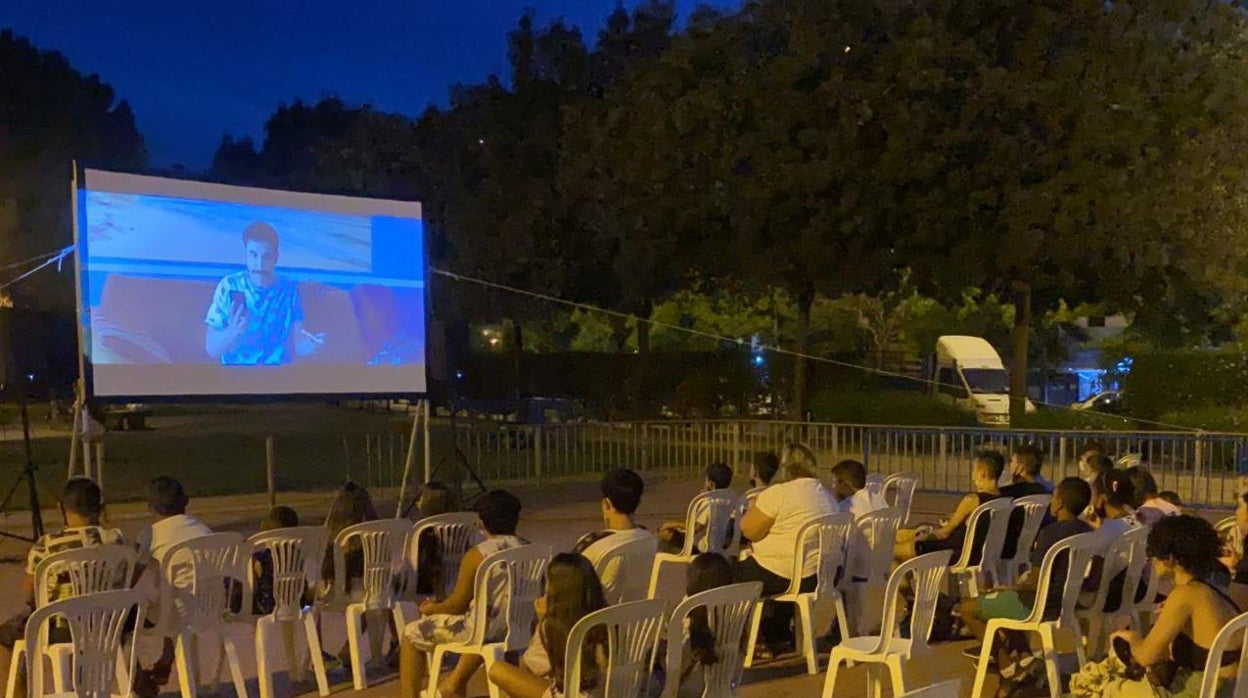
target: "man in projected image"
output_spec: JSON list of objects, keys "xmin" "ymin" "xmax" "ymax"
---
[{"xmin": 204, "ymin": 221, "xmax": 325, "ymax": 365}]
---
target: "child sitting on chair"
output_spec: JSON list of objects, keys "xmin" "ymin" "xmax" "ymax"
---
[
  {"xmin": 399, "ymin": 489, "xmax": 527, "ymax": 698},
  {"xmin": 658, "ymin": 463, "xmax": 734, "ymax": 554},
  {"xmin": 487, "ymin": 552, "xmax": 607, "ymax": 698}
]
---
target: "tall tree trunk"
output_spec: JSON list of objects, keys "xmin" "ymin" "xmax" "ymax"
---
[
  {"xmin": 510, "ymin": 321, "xmax": 524, "ymax": 400},
  {"xmin": 635, "ymin": 298, "xmax": 653, "ymax": 356},
  {"xmin": 1010, "ymin": 282, "xmax": 1031, "ymax": 423},
  {"xmin": 634, "ymin": 298, "xmax": 654, "ymax": 415},
  {"xmin": 792, "ymin": 282, "xmax": 815, "ymax": 421}
]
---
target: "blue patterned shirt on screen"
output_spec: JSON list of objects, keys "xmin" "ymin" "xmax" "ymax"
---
[{"xmin": 204, "ymin": 272, "xmax": 304, "ymax": 365}]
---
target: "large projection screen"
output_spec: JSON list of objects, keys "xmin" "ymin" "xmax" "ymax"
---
[{"xmin": 78, "ymin": 170, "xmax": 426, "ymax": 398}]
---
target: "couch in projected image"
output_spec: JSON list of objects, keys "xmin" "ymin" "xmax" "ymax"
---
[{"xmin": 89, "ymin": 274, "xmax": 420, "ymax": 365}]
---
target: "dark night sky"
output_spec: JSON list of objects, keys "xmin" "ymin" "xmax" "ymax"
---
[{"xmin": 1, "ymin": 0, "xmax": 738, "ymax": 170}]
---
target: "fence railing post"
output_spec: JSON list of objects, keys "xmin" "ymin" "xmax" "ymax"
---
[
  {"xmin": 939, "ymin": 430, "xmax": 949, "ymax": 490},
  {"xmin": 265, "ymin": 435, "xmax": 276, "ymax": 507},
  {"xmin": 732, "ymin": 421, "xmax": 741, "ymax": 475},
  {"xmin": 534, "ymin": 425, "xmax": 544, "ymax": 482}
]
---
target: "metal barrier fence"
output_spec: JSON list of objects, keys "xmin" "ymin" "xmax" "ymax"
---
[{"xmin": 451, "ymin": 420, "xmax": 1248, "ymax": 507}]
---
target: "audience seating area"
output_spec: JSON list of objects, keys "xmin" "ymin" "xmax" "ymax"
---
[{"xmin": 16, "ymin": 453, "xmax": 1248, "ymax": 698}]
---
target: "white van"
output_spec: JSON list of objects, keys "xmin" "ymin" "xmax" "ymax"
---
[{"xmin": 929, "ymin": 335, "xmax": 1033, "ymax": 426}]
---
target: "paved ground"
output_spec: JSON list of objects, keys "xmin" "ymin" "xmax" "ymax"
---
[{"xmin": 0, "ymin": 476, "xmax": 1231, "ymax": 698}]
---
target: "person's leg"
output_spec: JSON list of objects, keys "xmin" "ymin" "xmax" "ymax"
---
[
  {"xmin": 488, "ymin": 661, "xmax": 551, "ymax": 698},
  {"xmin": 398, "ymin": 639, "xmax": 428, "ymax": 698},
  {"xmin": 957, "ymin": 598, "xmax": 987, "ymax": 642},
  {"xmin": 439, "ymin": 655, "xmax": 484, "ymax": 697},
  {"xmin": 734, "ymin": 557, "xmax": 794, "ymax": 651}
]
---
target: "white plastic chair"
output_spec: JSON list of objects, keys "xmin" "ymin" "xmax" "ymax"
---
[
  {"xmin": 996, "ymin": 494, "xmax": 1051, "ymax": 586},
  {"xmin": 1199, "ymin": 607, "xmax": 1248, "ymax": 698},
  {"xmin": 970, "ymin": 532, "xmax": 1101, "ymax": 698},
  {"xmin": 593, "ymin": 535, "xmax": 659, "ymax": 605},
  {"xmin": 821, "ymin": 550, "xmax": 952, "ymax": 698},
  {"xmin": 901, "ymin": 680, "xmax": 962, "ymax": 698},
  {"xmin": 1077, "ymin": 526, "xmax": 1149, "ymax": 659},
  {"xmin": 736, "ymin": 488, "xmax": 765, "ymax": 561},
  {"xmin": 949, "ymin": 498, "xmax": 1013, "ymax": 597},
  {"xmin": 648, "ymin": 490, "xmax": 740, "ymax": 599},
  {"xmin": 744, "ymin": 512, "xmax": 854, "ymax": 675},
  {"xmin": 156, "ymin": 533, "xmax": 249, "ymax": 698},
  {"xmin": 25, "ymin": 588, "xmax": 145, "ymax": 698},
  {"xmin": 323, "ymin": 519, "xmax": 413, "ymax": 690},
  {"xmin": 845, "ymin": 507, "xmax": 903, "ymax": 635},
  {"xmin": 427, "ymin": 545, "xmax": 551, "ymax": 698},
  {"xmin": 562, "ymin": 599, "xmax": 667, "ymax": 698},
  {"xmin": 246, "ymin": 526, "xmax": 331, "ymax": 698},
  {"xmin": 1217, "ymin": 516, "xmax": 1243, "ymax": 560},
  {"xmin": 882, "ymin": 472, "xmax": 919, "ymax": 526},
  {"xmin": 399, "ymin": 513, "xmax": 478, "ymax": 604},
  {"xmin": 865, "ymin": 474, "xmax": 885, "ymax": 502},
  {"xmin": 660, "ymin": 582, "xmax": 762, "ymax": 698},
  {"xmin": 5, "ymin": 544, "xmax": 137, "ymax": 698}
]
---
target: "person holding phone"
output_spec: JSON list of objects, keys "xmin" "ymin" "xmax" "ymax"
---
[{"xmin": 204, "ymin": 221, "xmax": 325, "ymax": 365}]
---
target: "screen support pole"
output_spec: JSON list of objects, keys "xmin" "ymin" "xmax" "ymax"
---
[
  {"xmin": 68, "ymin": 163, "xmax": 92, "ymax": 485},
  {"xmin": 395, "ymin": 399, "xmax": 428, "ymax": 518}
]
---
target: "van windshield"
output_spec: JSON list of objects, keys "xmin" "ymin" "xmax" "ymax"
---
[{"xmin": 962, "ymin": 368, "xmax": 1008, "ymax": 394}]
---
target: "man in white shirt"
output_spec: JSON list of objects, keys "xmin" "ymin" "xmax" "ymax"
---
[
  {"xmin": 830, "ymin": 460, "xmax": 889, "ymax": 632},
  {"xmin": 830, "ymin": 459, "xmax": 887, "ymax": 518},
  {"xmin": 572, "ymin": 469, "xmax": 657, "ymax": 604},
  {"xmin": 735, "ymin": 452, "xmax": 838, "ymax": 656},
  {"xmin": 133, "ymin": 476, "xmax": 214, "ymax": 695}
]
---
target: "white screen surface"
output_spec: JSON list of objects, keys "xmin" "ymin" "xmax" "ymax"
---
[{"xmin": 79, "ymin": 170, "xmax": 426, "ymax": 398}]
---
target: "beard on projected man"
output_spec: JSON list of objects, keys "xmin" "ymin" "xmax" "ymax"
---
[{"xmin": 204, "ymin": 221, "xmax": 326, "ymax": 365}]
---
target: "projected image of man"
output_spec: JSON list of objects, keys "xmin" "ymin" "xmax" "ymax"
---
[{"xmin": 204, "ymin": 222, "xmax": 325, "ymax": 365}]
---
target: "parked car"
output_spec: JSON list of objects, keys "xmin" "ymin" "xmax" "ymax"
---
[{"xmin": 1072, "ymin": 390, "xmax": 1123, "ymax": 412}]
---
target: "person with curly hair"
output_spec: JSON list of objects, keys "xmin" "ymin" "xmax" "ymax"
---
[{"xmin": 1069, "ymin": 515, "xmax": 1242, "ymax": 698}]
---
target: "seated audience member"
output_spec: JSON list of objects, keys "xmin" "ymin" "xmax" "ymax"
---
[
  {"xmin": 1084, "ymin": 455, "xmax": 1118, "ymax": 519},
  {"xmin": 895, "ymin": 451, "xmax": 1006, "ymax": 562},
  {"xmin": 416, "ymin": 481, "xmax": 453, "ymax": 518},
  {"xmin": 1077, "ymin": 442, "xmax": 1107, "ymax": 486},
  {"xmin": 1128, "ymin": 466, "xmax": 1180, "ymax": 527},
  {"xmin": 487, "ymin": 553, "xmax": 607, "ymax": 698},
  {"xmin": 659, "ymin": 462, "xmax": 734, "ymax": 553},
  {"xmin": 572, "ymin": 469, "xmax": 657, "ymax": 604},
  {"xmin": 1085, "ymin": 469, "xmax": 1150, "ymax": 613},
  {"xmin": 0, "ymin": 477, "xmax": 124, "ymax": 697},
  {"xmin": 829, "ymin": 459, "xmax": 888, "ymax": 597},
  {"xmin": 400, "ymin": 489, "xmax": 527, "ymax": 698},
  {"xmin": 322, "ymin": 480, "xmax": 378, "ymax": 594},
  {"xmin": 1070, "ymin": 516, "xmax": 1241, "ymax": 697},
  {"xmin": 748, "ymin": 451, "xmax": 780, "ymax": 491},
  {"xmin": 1158, "ymin": 490, "xmax": 1183, "ymax": 512},
  {"xmin": 1000, "ymin": 444, "xmax": 1053, "ymax": 497},
  {"xmin": 413, "ymin": 481, "xmax": 454, "ymax": 596},
  {"xmin": 957, "ymin": 477, "xmax": 1092, "ymax": 690},
  {"xmin": 250, "ymin": 505, "xmax": 300, "ymax": 616},
  {"xmin": 734, "ymin": 443, "xmax": 838, "ymax": 657},
  {"xmin": 999, "ymin": 444, "xmax": 1055, "ymax": 563},
  {"xmin": 671, "ymin": 553, "xmax": 738, "ymax": 697},
  {"xmin": 135, "ymin": 476, "xmax": 214, "ymax": 695},
  {"xmin": 829, "ymin": 459, "xmax": 887, "ymax": 518},
  {"xmin": 1223, "ymin": 492, "xmax": 1248, "ymax": 610}
]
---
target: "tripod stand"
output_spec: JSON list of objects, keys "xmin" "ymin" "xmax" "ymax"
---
[
  {"xmin": 0, "ymin": 388, "xmax": 45, "ymax": 543},
  {"xmin": 396, "ymin": 397, "xmax": 489, "ymax": 519}
]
